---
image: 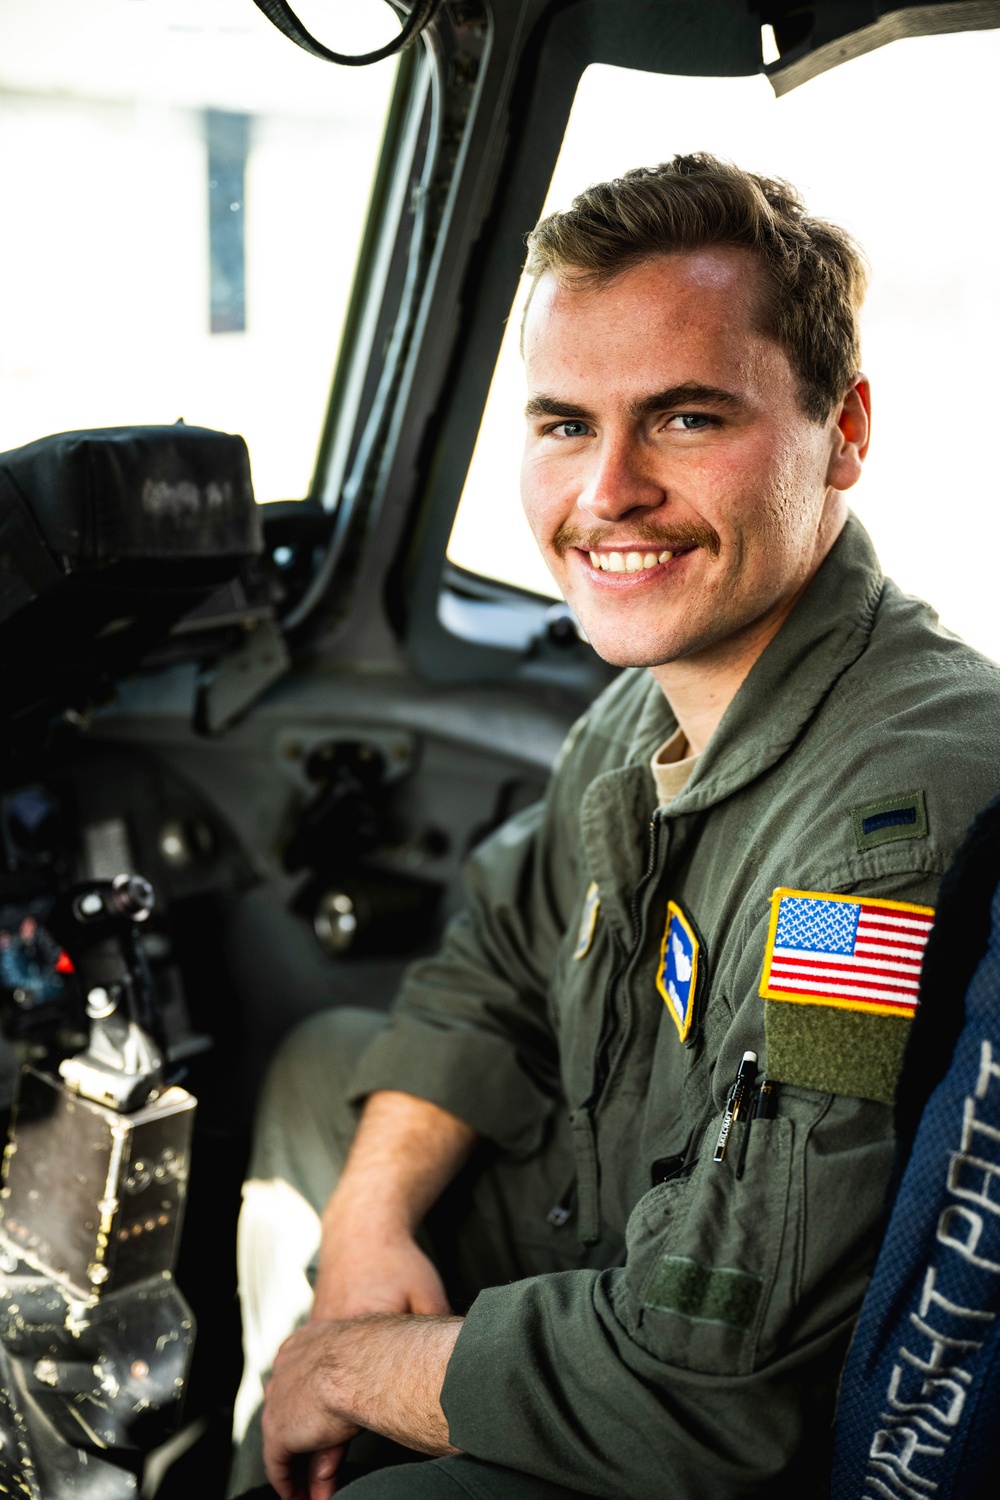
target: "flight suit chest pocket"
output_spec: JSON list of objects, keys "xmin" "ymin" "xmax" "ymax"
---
[{"xmin": 619, "ymin": 1115, "xmax": 794, "ymax": 1377}]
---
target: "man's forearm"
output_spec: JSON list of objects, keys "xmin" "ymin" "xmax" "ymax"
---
[
  {"xmin": 268, "ymin": 1088, "xmax": 475, "ymax": 1499},
  {"xmin": 312, "ymin": 1089, "xmax": 479, "ymax": 1322},
  {"xmin": 332, "ymin": 1314, "xmax": 463, "ymax": 1452},
  {"xmin": 328, "ymin": 1089, "xmax": 478, "ymax": 1233}
]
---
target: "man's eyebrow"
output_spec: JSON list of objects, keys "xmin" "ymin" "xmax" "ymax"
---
[
  {"xmin": 629, "ymin": 383, "xmax": 747, "ymax": 418},
  {"xmin": 524, "ymin": 395, "xmax": 596, "ymax": 421},
  {"xmin": 524, "ymin": 385, "xmax": 746, "ymax": 422}
]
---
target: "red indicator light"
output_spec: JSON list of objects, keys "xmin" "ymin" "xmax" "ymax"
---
[{"xmin": 55, "ymin": 951, "xmax": 75, "ymax": 974}]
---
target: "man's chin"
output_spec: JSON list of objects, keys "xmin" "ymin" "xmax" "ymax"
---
[
  {"xmin": 577, "ymin": 612, "xmax": 736, "ymax": 670},
  {"xmin": 564, "ymin": 592, "xmax": 702, "ymax": 670},
  {"xmin": 580, "ymin": 628, "xmax": 687, "ymax": 671}
]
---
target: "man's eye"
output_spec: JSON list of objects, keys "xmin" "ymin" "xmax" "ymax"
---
[
  {"xmin": 667, "ymin": 413, "xmax": 713, "ymax": 431},
  {"xmin": 551, "ymin": 421, "xmax": 591, "ymax": 438}
]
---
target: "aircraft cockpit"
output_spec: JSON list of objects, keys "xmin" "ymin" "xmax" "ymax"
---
[{"xmin": 0, "ymin": 2, "xmax": 998, "ymax": 1495}]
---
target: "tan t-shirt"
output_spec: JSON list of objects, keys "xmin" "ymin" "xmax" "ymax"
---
[{"xmin": 650, "ymin": 726, "xmax": 698, "ymax": 807}]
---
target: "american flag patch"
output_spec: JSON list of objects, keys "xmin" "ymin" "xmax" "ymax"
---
[{"xmin": 759, "ymin": 888, "xmax": 934, "ymax": 1018}]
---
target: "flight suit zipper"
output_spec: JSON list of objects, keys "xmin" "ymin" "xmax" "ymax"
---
[{"xmin": 571, "ymin": 812, "xmax": 663, "ymax": 1245}]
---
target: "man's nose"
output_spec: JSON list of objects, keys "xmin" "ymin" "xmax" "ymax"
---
[{"xmin": 577, "ymin": 434, "xmax": 664, "ymax": 522}]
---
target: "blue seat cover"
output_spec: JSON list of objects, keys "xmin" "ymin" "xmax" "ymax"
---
[{"xmin": 831, "ymin": 800, "xmax": 1000, "ymax": 1500}]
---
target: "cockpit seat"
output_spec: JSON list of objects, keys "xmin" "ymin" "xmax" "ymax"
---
[
  {"xmin": 0, "ymin": 423, "xmax": 262, "ymax": 727},
  {"xmin": 831, "ymin": 792, "xmax": 1000, "ymax": 1500}
]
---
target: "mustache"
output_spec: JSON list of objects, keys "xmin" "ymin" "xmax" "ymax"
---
[{"xmin": 553, "ymin": 519, "xmax": 721, "ymax": 559}]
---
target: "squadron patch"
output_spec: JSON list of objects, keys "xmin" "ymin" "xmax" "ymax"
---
[
  {"xmin": 657, "ymin": 901, "xmax": 700, "ymax": 1042},
  {"xmin": 760, "ymin": 887, "xmax": 934, "ymax": 1018},
  {"xmin": 573, "ymin": 880, "xmax": 601, "ymax": 960}
]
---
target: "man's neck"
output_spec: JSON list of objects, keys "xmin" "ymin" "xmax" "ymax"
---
[
  {"xmin": 650, "ymin": 632, "xmax": 771, "ymax": 757},
  {"xmin": 650, "ymin": 579, "xmax": 815, "ymax": 756},
  {"xmin": 650, "ymin": 594, "xmax": 803, "ymax": 756}
]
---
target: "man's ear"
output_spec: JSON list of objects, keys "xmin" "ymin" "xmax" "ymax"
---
[{"xmin": 826, "ymin": 376, "xmax": 871, "ymax": 492}]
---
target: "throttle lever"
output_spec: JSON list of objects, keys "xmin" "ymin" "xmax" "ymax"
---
[{"xmin": 52, "ymin": 874, "xmax": 164, "ymax": 1112}]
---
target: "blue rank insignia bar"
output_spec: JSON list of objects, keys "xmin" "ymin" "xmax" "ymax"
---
[
  {"xmin": 574, "ymin": 880, "xmax": 601, "ymax": 960},
  {"xmin": 657, "ymin": 901, "xmax": 700, "ymax": 1042}
]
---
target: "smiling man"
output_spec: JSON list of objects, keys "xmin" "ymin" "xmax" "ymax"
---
[
  {"xmin": 518, "ymin": 239, "xmax": 868, "ymax": 750},
  {"xmin": 233, "ymin": 157, "xmax": 1000, "ymax": 1500}
]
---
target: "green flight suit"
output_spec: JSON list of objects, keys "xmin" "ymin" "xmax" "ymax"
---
[{"xmin": 339, "ymin": 516, "xmax": 1000, "ymax": 1498}]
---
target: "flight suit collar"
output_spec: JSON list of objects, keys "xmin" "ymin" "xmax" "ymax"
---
[
  {"xmin": 578, "ymin": 513, "xmax": 884, "ymax": 935},
  {"xmin": 671, "ymin": 511, "xmax": 884, "ymax": 812}
]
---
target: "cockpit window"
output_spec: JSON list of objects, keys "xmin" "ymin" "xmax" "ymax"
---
[
  {"xmin": 0, "ymin": 0, "xmax": 397, "ymax": 502},
  {"xmin": 448, "ymin": 31, "xmax": 1000, "ymax": 659}
]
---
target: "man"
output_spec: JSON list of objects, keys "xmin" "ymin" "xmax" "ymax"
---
[{"xmin": 232, "ymin": 155, "xmax": 1000, "ymax": 1500}]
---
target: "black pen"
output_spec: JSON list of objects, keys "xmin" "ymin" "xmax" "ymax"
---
[
  {"xmin": 735, "ymin": 1072, "xmax": 770, "ymax": 1180},
  {"xmin": 754, "ymin": 1078, "xmax": 775, "ymax": 1120},
  {"xmin": 713, "ymin": 1050, "xmax": 758, "ymax": 1163},
  {"xmin": 735, "ymin": 1075, "xmax": 778, "ymax": 1179}
]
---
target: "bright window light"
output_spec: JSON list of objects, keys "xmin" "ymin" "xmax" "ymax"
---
[
  {"xmin": 447, "ymin": 31, "xmax": 1000, "ymax": 662},
  {"xmin": 0, "ymin": 0, "xmax": 398, "ymax": 501}
]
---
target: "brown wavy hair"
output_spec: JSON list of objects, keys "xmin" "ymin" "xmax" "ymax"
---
[{"xmin": 524, "ymin": 153, "xmax": 869, "ymax": 422}]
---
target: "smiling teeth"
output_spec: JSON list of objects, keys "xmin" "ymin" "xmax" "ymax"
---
[{"xmin": 589, "ymin": 549, "xmax": 673, "ymax": 572}]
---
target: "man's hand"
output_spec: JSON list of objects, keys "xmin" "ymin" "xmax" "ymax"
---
[
  {"xmin": 262, "ymin": 1321, "xmax": 360, "ymax": 1500},
  {"xmin": 311, "ymin": 1090, "xmax": 477, "ymax": 1324},
  {"xmin": 262, "ymin": 1315, "xmax": 462, "ymax": 1500},
  {"xmin": 265, "ymin": 1092, "xmax": 474, "ymax": 1497},
  {"xmin": 311, "ymin": 1225, "xmax": 449, "ymax": 1322}
]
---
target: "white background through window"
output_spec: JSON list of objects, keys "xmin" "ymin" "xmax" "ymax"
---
[
  {"xmin": 448, "ymin": 33, "xmax": 1000, "ymax": 661},
  {"xmin": 0, "ymin": 0, "xmax": 398, "ymax": 501}
]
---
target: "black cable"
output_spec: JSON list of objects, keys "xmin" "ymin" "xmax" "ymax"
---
[{"xmin": 252, "ymin": 0, "xmax": 443, "ymax": 66}]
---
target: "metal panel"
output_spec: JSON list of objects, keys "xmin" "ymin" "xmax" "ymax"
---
[{"xmin": 1, "ymin": 1070, "xmax": 195, "ymax": 1300}]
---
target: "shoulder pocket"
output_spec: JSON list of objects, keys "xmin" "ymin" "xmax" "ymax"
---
[{"xmin": 620, "ymin": 1114, "xmax": 795, "ymax": 1377}]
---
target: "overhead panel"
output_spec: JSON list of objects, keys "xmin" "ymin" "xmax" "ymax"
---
[{"xmin": 760, "ymin": 0, "xmax": 1000, "ymax": 94}]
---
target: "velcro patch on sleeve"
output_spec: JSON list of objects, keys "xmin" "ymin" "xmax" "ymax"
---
[
  {"xmin": 760, "ymin": 887, "xmax": 935, "ymax": 1104},
  {"xmin": 765, "ymin": 1001, "xmax": 913, "ymax": 1103},
  {"xmin": 851, "ymin": 790, "xmax": 927, "ymax": 852},
  {"xmin": 644, "ymin": 1255, "xmax": 761, "ymax": 1332}
]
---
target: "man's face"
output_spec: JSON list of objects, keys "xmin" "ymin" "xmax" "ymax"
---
[{"xmin": 520, "ymin": 249, "xmax": 862, "ymax": 671}]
